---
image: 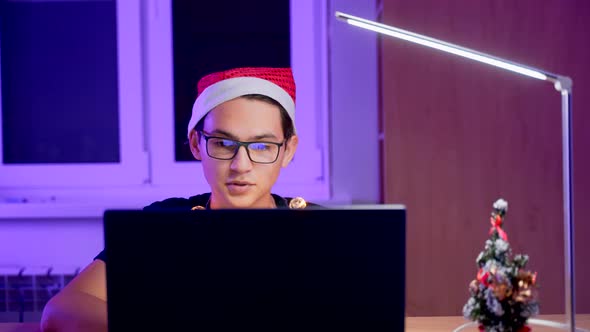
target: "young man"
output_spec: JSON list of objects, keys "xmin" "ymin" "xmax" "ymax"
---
[{"xmin": 40, "ymin": 67, "xmax": 315, "ymax": 331}]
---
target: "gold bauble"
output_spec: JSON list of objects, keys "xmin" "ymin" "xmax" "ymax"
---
[{"xmin": 289, "ymin": 197, "xmax": 307, "ymax": 209}]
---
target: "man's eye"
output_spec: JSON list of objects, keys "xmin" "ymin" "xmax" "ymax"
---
[
  {"xmin": 214, "ymin": 139, "xmax": 236, "ymax": 148},
  {"xmin": 249, "ymin": 143, "xmax": 271, "ymax": 151}
]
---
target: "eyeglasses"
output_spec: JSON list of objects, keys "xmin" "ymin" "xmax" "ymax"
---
[{"xmin": 200, "ymin": 132, "xmax": 285, "ymax": 164}]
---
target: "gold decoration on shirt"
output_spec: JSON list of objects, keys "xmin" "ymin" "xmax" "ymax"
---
[
  {"xmin": 288, "ymin": 197, "xmax": 307, "ymax": 209},
  {"xmin": 191, "ymin": 197, "xmax": 211, "ymax": 210}
]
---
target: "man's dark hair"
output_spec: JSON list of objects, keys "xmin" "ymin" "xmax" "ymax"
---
[{"xmin": 194, "ymin": 94, "xmax": 295, "ymax": 142}]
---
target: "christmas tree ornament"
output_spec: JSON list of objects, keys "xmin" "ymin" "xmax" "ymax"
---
[{"xmin": 460, "ymin": 199, "xmax": 539, "ymax": 332}]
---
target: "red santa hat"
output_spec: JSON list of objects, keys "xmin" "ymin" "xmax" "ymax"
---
[{"xmin": 187, "ymin": 67, "xmax": 296, "ymax": 137}]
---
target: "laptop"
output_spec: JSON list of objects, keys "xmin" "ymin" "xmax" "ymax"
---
[{"xmin": 104, "ymin": 206, "xmax": 406, "ymax": 331}]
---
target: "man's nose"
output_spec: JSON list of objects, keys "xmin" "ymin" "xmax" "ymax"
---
[{"xmin": 230, "ymin": 146, "xmax": 253, "ymax": 171}]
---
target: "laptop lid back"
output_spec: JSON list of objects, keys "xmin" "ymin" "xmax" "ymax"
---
[{"xmin": 104, "ymin": 207, "xmax": 406, "ymax": 331}]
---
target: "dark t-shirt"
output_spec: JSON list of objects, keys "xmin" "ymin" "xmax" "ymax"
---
[{"xmin": 94, "ymin": 193, "xmax": 320, "ymax": 263}]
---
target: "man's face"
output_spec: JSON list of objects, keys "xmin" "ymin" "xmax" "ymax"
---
[{"xmin": 189, "ymin": 97, "xmax": 298, "ymax": 209}]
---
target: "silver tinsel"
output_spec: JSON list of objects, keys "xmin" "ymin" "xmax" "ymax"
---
[
  {"xmin": 485, "ymin": 288, "xmax": 504, "ymax": 316},
  {"xmin": 493, "ymin": 198, "xmax": 508, "ymax": 213}
]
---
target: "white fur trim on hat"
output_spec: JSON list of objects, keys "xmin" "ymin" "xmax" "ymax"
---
[{"xmin": 187, "ymin": 77, "xmax": 296, "ymax": 137}]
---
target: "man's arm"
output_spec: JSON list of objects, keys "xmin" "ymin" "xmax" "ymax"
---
[{"xmin": 40, "ymin": 260, "xmax": 108, "ymax": 332}]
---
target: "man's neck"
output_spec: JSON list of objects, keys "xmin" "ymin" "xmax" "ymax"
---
[{"xmin": 209, "ymin": 194, "xmax": 276, "ymax": 209}]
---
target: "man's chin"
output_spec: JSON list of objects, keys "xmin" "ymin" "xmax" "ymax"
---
[
  {"xmin": 226, "ymin": 183, "xmax": 255, "ymax": 195},
  {"xmin": 222, "ymin": 193, "xmax": 258, "ymax": 209}
]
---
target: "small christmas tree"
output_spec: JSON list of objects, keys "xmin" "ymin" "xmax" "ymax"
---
[{"xmin": 462, "ymin": 199, "xmax": 539, "ymax": 332}]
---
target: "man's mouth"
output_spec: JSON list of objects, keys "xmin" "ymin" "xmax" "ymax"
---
[
  {"xmin": 227, "ymin": 181, "xmax": 253, "ymax": 186},
  {"xmin": 226, "ymin": 182, "xmax": 254, "ymax": 194}
]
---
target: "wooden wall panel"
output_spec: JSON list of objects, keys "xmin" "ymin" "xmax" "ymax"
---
[{"xmin": 380, "ymin": 1, "xmax": 590, "ymax": 316}]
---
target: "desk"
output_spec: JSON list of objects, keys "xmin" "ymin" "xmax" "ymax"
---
[
  {"xmin": 0, "ymin": 315, "xmax": 588, "ymax": 332},
  {"xmin": 406, "ymin": 314, "xmax": 590, "ymax": 332}
]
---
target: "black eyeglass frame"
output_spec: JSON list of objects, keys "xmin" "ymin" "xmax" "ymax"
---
[{"xmin": 199, "ymin": 132, "xmax": 286, "ymax": 164}]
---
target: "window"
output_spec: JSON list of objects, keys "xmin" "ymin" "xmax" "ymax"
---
[
  {"xmin": 0, "ymin": 0, "xmax": 146, "ymax": 187},
  {"xmin": 0, "ymin": 0, "xmax": 331, "ymax": 213},
  {"xmin": 144, "ymin": 0, "xmax": 330, "ymax": 199}
]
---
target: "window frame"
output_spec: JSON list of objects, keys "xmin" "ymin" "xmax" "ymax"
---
[{"xmin": 0, "ymin": 0, "xmax": 147, "ymax": 187}]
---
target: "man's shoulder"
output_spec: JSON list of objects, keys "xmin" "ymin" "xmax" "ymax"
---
[{"xmin": 143, "ymin": 193, "xmax": 211, "ymax": 211}]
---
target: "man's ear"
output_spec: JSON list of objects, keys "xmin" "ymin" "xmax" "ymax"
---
[
  {"xmin": 281, "ymin": 135, "xmax": 298, "ymax": 168},
  {"xmin": 188, "ymin": 130, "xmax": 202, "ymax": 161}
]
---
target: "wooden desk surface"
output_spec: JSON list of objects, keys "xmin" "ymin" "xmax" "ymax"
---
[
  {"xmin": 406, "ymin": 314, "xmax": 590, "ymax": 332},
  {"xmin": 0, "ymin": 314, "xmax": 587, "ymax": 332}
]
